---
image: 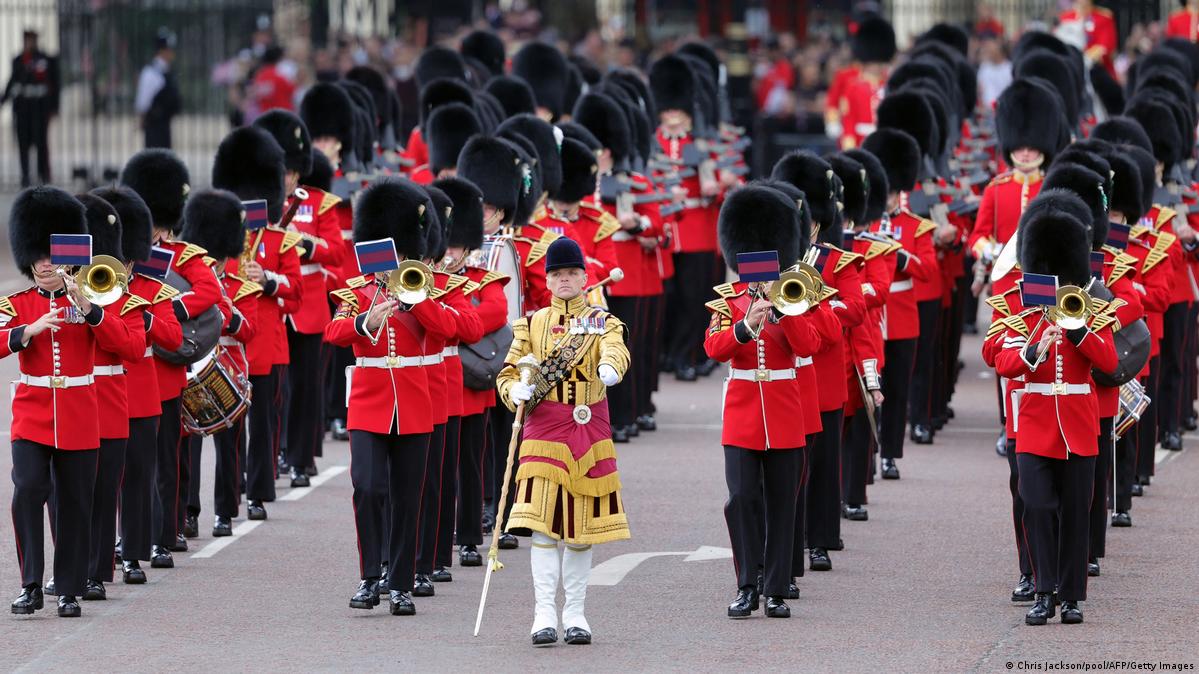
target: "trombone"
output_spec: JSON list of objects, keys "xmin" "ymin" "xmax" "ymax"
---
[
  {"xmin": 363, "ymin": 260, "xmax": 435, "ymax": 343},
  {"xmin": 56, "ymin": 254, "xmax": 128, "ymax": 307},
  {"xmin": 767, "ymin": 247, "xmax": 828, "ymax": 316},
  {"xmin": 1048, "ymin": 285, "xmax": 1093, "ymax": 330}
]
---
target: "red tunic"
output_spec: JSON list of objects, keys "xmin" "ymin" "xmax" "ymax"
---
[
  {"xmin": 1094, "ymin": 249, "xmax": 1145, "ymax": 418},
  {"xmin": 654, "ymin": 129, "xmax": 719, "ymax": 253},
  {"xmin": 1166, "ymin": 8, "xmax": 1199, "ymax": 41},
  {"xmin": 225, "ymin": 227, "xmax": 303, "ymax": 375},
  {"xmin": 460, "ymin": 268, "xmax": 510, "ymax": 416},
  {"xmin": 969, "ymin": 171, "xmax": 1041, "ymax": 258},
  {"xmin": 152, "ymin": 239, "xmax": 224, "ymax": 401},
  {"xmin": 812, "ymin": 245, "xmax": 866, "ymax": 411},
  {"xmin": 1059, "ymin": 7, "xmax": 1117, "ymax": 77},
  {"xmin": 218, "ymin": 273, "xmax": 262, "ymax": 375},
  {"xmin": 287, "ymin": 187, "xmax": 346, "ymax": 334},
  {"xmin": 94, "ymin": 293, "xmax": 151, "ymax": 439},
  {"xmin": 511, "ymin": 222, "xmax": 559, "ymax": 315},
  {"xmin": 871, "ymin": 208, "xmax": 937, "ymax": 341},
  {"xmin": 839, "ymin": 72, "xmax": 883, "ymax": 150},
  {"xmin": 433, "ymin": 272, "xmax": 484, "ymax": 419},
  {"xmin": 1127, "ymin": 222, "xmax": 1174, "ymax": 360},
  {"xmin": 126, "ymin": 274, "xmax": 183, "ymax": 419}
]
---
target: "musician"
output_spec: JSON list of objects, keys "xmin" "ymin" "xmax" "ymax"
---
[
  {"xmin": 4, "ymin": 187, "xmax": 136, "ymax": 617},
  {"xmin": 992, "ymin": 192, "xmax": 1117, "ymax": 626},
  {"xmin": 212, "ymin": 126, "xmax": 303, "ymax": 520},
  {"xmin": 326, "ymin": 180, "xmax": 459, "ymax": 616},
  {"xmin": 253, "ymin": 110, "xmax": 346, "ymax": 482},
  {"xmin": 90, "ymin": 185, "xmax": 182, "ymax": 584},
  {"xmin": 120, "ymin": 148, "xmax": 224, "ymax": 568},
  {"xmin": 179, "ymin": 190, "xmax": 261, "ymax": 537},
  {"xmin": 497, "ymin": 237, "xmax": 630, "ymax": 645}
]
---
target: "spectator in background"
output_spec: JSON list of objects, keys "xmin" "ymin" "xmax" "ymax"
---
[
  {"xmin": 247, "ymin": 46, "xmax": 297, "ymax": 121},
  {"xmin": 1167, "ymin": 1, "xmax": 1199, "ymax": 42},
  {"xmin": 1, "ymin": 29, "xmax": 59, "ymax": 187},
  {"xmin": 135, "ymin": 28, "xmax": 181, "ymax": 149},
  {"xmin": 974, "ymin": 2, "xmax": 1005, "ymax": 39},
  {"xmin": 976, "ymin": 33, "xmax": 1012, "ymax": 108},
  {"xmin": 614, "ymin": 38, "xmax": 639, "ymax": 69},
  {"xmin": 754, "ymin": 36, "xmax": 795, "ymax": 112}
]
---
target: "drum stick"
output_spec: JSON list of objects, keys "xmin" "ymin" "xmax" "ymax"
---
[{"xmin": 583, "ymin": 268, "xmax": 624, "ymax": 295}]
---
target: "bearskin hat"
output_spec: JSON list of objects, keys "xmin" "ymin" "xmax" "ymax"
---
[
  {"xmin": 461, "ymin": 30, "xmax": 506, "ymax": 80},
  {"xmin": 423, "ymin": 184, "xmax": 449, "ymax": 262},
  {"xmin": 457, "ymin": 135, "xmax": 524, "ymax": 226},
  {"xmin": 1091, "ymin": 116, "xmax": 1153, "ymax": 154},
  {"xmin": 1055, "ymin": 146, "xmax": 1114, "ymax": 203},
  {"xmin": 486, "ymin": 76, "xmax": 537, "ymax": 118},
  {"xmin": 90, "ymin": 186, "xmax": 152, "ymax": 264},
  {"xmin": 1014, "ymin": 51, "xmax": 1079, "ymax": 126},
  {"xmin": 861, "ymin": 128, "xmax": 921, "ymax": 193},
  {"xmin": 299, "ymin": 83, "xmax": 356, "ymax": 157},
  {"xmin": 353, "ymin": 179, "xmax": 430, "ymax": 260},
  {"xmin": 1101, "ymin": 149, "xmax": 1145, "ymax": 224},
  {"xmin": 601, "ymin": 82, "xmax": 651, "ymax": 169},
  {"xmin": 427, "ymin": 103, "xmax": 481, "ymax": 176},
  {"xmin": 77, "ymin": 194, "xmax": 122, "ymax": 261},
  {"xmin": 563, "ymin": 63, "xmax": 586, "ymax": 116},
  {"xmin": 9, "ymin": 186, "xmax": 86, "ymax": 278},
  {"xmin": 211, "ymin": 126, "xmax": 286, "ymax": 223},
  {"xmin": 608, "ymin": 69, "xmax": 657, "ymax": 122},
  {"xmin": 916, "ymin": 22, "xmax": 969, "ymax": 57},
  {"xmin": 558, "ymin": 121, "xmax": 601, "ymax": 150},
  {"xmin": 1018, "ymin": 190, "xmax": 1093, "ymax": 287},
  {"xmin": 1124, "ymin": 96, "xmax": 1183, "ymax": 169},
  {"xmin": 852, "ymin": 16, "xmax": 897, "ymax": 63},
  {"xmin": 756, "ymin": 179, "xmax": 813, "ymax": 253},
  {"xmin": 1042, "ymin": 162, "xmax": 1109, "ymax": 251},
  {"xmin": 827, "ymin": 153, "xmax": 868, "ymax": 227},
  {"xmin": 179, "ymin": 189, "xmax": 247, "ymax": 261},
  {"xmin": 876, "ymin": 91, "xmax": 937, "ymax": 159},
  {"xmin": 479, "ymin": 91, "xmax": 507, "ymax": 133},
  {"xmin": 1121, "ymin": 145, "xmax": 1156, "ymax": 222},
  {"xmin": 119, "ymin": 148, "xmax": 190, "ymax": 233},
  {"xmin": 1127, "ymin": 47, "xmax": 1194, "ymax": 92},
  {"xmin": 896, "ymin": 82, "xmax": 950, "ymax": 159},
  {"xmin": 573, "ymin": 93, "xmax": 633, "ymax": 169},
  {"xmin": 419, "ymin": 78, "xmax": 475, "ymax": 133},
  {"xmin": 771, "ymin": 151, "xmax": 838, "ymax": 230},
  {"xmin": 844, "ymin": 148, "xmax": 889, "ymax": 223},
  {"xmin": 498, "ymin": 113, "xmax": 563, "ymax": 197},
  {"xmin": 253, "ymin": 109, "xmax": 314, "ymax": 176},
  {"xmin": 996, "ymin": 78, "xmax": 1067, "ymax": 166},
  {"xmin": 499, "ymin": 133, "xmax": 542, "ymax": 226},
  {"xmin": 1012, "ymin": 30, "xmax": 1071, "ymax": 62},
  {"xmin": 512, "ymin": 42, "xmax": 570, "ymax": 120},
  {"xmin": 345, "ymin": 66, "xmax": 394, "ymax": 134},
  {"xmin": 649, "ymin": 54, "xmax": 696, "ymax": 117},
  {"xmin": 1160, "ymin": 37, "xmax": 1199, "ymax": 87},
  {"xmin": 554, "ymin": 138, "xmax": 599, "ymax": 205},
  {"xmin": 1090, "ymin": 64, "xmax": 1124, "ymax": 117},
  {"xmin": 303, "ymin": 150, "xmax": 334, "ymax": 193},
  {"xmin": 719, "ymin": 185, "xmax": 803, "ymax": 270},
  {"xmin": 415, "ymin": 45, "xmax": 467, "ymax": 87},
  {"xmin": 432, "ymin": 176, "xmax": 484, "ymax": 250}
]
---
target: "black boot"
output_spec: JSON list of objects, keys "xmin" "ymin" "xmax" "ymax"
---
[
  {"xmin": 842, "ymin": 504, "xmax": 868, "ymax": 521},
  {"xmin": 910, "ymin": 425, "xmax": 933, "ymax": 444},
  {"xmin": 498, "ymin": 532, "xmax": 519, "ymax": 549},
  {"xmin": 11, "ymin": 585, "xmax": 43, "ymax": 614},
  {"xmin": 459, "ymin": 545, "xmax": 482, "ymax": 567},
  {"xmin": 412, "ymin": 574, "xmax": 435, "ymax": 597},
  {"xmin": 389, "ymin": 590, "xmax": 416, "ymax": 615},
  {"xmin": 564, "ymin": 626, "xmax": 592, "ymax": 645},
  {"xmin": 183, "ymin": 514, "xmax": 199, "ymax": 538},
  {"xmin": 247, "ymin": 501, "xmax": 267, "ymax": 520},
  {"xmin": 150, "ymin": 546, "xmax": 174, "ymax": 569},
  {"xmin": 881, "ymin": 459, "xmax": 900, "ymax": 480},
  {"xmin": 532, "ymin": 627, "xmax": 558, "ymax": 646},
  {"xmin": 1025, "ymin": 593, "xmax": 1055, "ymax": 625},
  {"xmin": 1060, "ymin": 600, "xmax": 1083, "ymax": 624},
  {"xmin": 213, "ymin": 517, "xmax": 233, "ymax": 537},
  {"xmin": 809, "ymin": 548, "xmax": 832, "ymax": 571},
  {"xmin": 57, "ymin": 595, "xmax": 81, "ymax": 618},
  {"xmin": 1111, "ymin": 511, "xmax": 1132, "ymax": 527},
  {"xmin": 122, "ymin": 560, "xmax": 147, "ymax": 584},
  {"xmin": 1010, "ymin": 574, "xmax": 1034, "ymax": 602},
  {"xmin": 430, "ymin": 567, "xmax": 452, "ymax": 582},
  {"xmin": 1088, "ymin": 559, "xmax": 1101, "ymax": 577},
  {"xmin": 82, "ymin": 579, "xmax": 106, "ymax": 601},
  {"xmin": 764, "ymin": 596, "xmax": 790, "ymax": 618},
  {"xmin": 349, "ymin": 579, "xmax": 380, "ymax": 609},
  {"xmin": 727, "ymin": 586, "xmax": 760, "ymax": 618},
  {"xmin": 289, "ymin": 466, "xmax": 310, "ymax": 488}
]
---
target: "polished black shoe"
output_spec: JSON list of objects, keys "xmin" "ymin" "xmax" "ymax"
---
[
  {"xmin": 170, "ymin": 533, "xmax": 188, "ymax": 552},
  {"xmin": 498, "ymin": 533, "xmax": 519, "ymax": 550},
  {"xmin": 787, "ymin": 581, "xmax": 800, "ymax": 600},
  {"xmin": 330, "ymin": 418, "xmax": 349, "ymax": 441},
  {"xmin": 247, "ymin": 501, "xmax": 267, "ymax": 521},
  {"xmin": 82, "ymin": 579, "xmax": 106, "ymax": 601},
  {"xmin": 1060, "ymin": 600, "xmax": 1083, "ymax": 624},
  {"xmin": 122, "ymin": 561, "xmax": 146, "ymax": 584},
  {"xmin": 113, "ymin": 541, "xmax": 122, "ymax": 566},
  {"xmin": 389, "ymin": 590, "xmax": 415, "ymax": 615},
  {"xmin": 349, "ymin": 579, "xmax": 381, "ymax": 609},
  {"xmin": 11, "ymin": 585, "xmax": 43, "ymax": 614},
  {"xmin": 430, "ymin": 567, "xmax": 452, "ymax": 583},
  {"xmin": 412, "ymin": 574, "xmax": 435, "ymax": 597},
  {"xmin": 675, "ymin": 366, "xmax": 697, "ymax": 382},
  {"xmin": 696, "ymin": 358, "xmax": 719, "ymax": 377},
  {"xmin": 1131, "ymin": 483, "xmax": 1144, "ymax": 497},
  {"xmin": 564, "ymin": 626, "xmax": 592, "ymax": 644},
  {"xmin": 625, "ymin": 423, "xmax": 640, "ymax": 438},
  {"xmin": 1111, "ymin": 511, "xmax": 1132, "ymax": 527},
  {"xmin": 842, "ymin": 504, "xmax": 869, "ymax": 521},
  {"xmin": 213, "ymin": 517, "xmax": 233, "ymax": 537},
  {"xmin": 881, "ymin": 459, "xmax": 900, "ymax": 480},
  {"xmin": 1161, "ymin": 431, "xmax": 1182, "ymax": 451},
  {"xmin": 764, "ymin": 596, "xmax": 790, "ymax": 618},
  {"xmin": 727, "ymin": 586, "xmax": 760, "ymax": 618},
  {"xmin": 1088, "ymin": 559, "xmax": 1101, "ymax": 577},
  {"xmin": 636, "ymin": 415, "xmax": 657, "ymax": 432},
  {"xmin": 612, "ymin": 426, "xmax": 629, "ymax": 443},
  {"xmin": 150, "ymin": 546, "xmax": 174, "ymax": 568},
  {"xmin": 931, "ymin": 414, "xmax": 947, "ymax": 431},
  {"xmin": 306, "ymin": 463, "xmax": 319, "ymax": 476},
  {"xmin": 910, "ymin": 425, "xmax": 933, "ymax": 444},
  {"xmin": 183, "ymin": 514, "xmax": 199, "ymax": 539},
  {"xmin": 57, "ymin": 595, "xmax": 81, "ymax": 617},
  {"xmin": 289, "ymin": 467, "xmax": 310, "ymax": 488},
  {"xmin": 1025, "ymin": 593, "xmax": 1055, "ymax": 625},
  {"xmin": 828, "ymin": 538, "xmax": 845, "ymax": 552},
  {"xmin": 459, "ymin": 545, "xmax": 482, "ymax": 567},
  {"xmin": 809, "ymin": 548, "xmax": 832, "ymax": 571},
  {"xmin": 1011, "ymin": 574, "xmax": 1035, "ymax": 602},
  {"xmin": 532, "ymin": 627, "xmax": 558, "ymax": 646},
  {"xmin": 44, "ymin": 578, "xmax": 57, "ymax": 596}
]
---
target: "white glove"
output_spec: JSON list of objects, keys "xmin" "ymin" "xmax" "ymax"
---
[
  {"xmin": 825, "ymin": 119, "xmax": 843, "ymax": 141},
  {"xmin": 598, "ymin": 364, "xmax": 619, "ymax": 387},
  {"xmin": 510, "ymin": 382, "xmax": 535, "ymax": 404}
]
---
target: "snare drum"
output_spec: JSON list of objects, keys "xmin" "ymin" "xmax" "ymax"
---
[
  {"xmin": 181, "ymin": 347, "xmax": 252, "ymax": 436},
  {"xmin": 1114, "ymin": 380, "xmax": 1151, "ymax": 439}
]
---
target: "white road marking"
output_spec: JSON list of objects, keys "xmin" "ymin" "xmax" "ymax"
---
[
  {"xmin": 279, "ymin": 465, "xmax": 347, "ymax": 501},
  {"xmin": 589, "ymin": 546, "xmax": 732, "ymax": 586}
]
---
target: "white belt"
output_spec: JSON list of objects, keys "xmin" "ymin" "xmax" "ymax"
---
[
  {"xmin": 890, "ymin": 279, "xmax": 913, "ymax": 292},
  {"xmin": 612, "ymin": 231, "xmax": 636, "ymax": 242},
  {"xmin": 441, "ymin": 345, "xmax": 459, "ymax": 357},
  {"xmin": 422, "ymin": 354, "xmax": 444, "ymax": 365},
  {"xmin": 92, "ymin": 365, "xmax": 124, "ymax": 377},
  {"xmin": 18, "ymin": 373, "xmax": 94, "ymax": 389},
  {"xmin": 1025, "ymin": 382, "xmax": 1091, "ymax": 396},
  {"xmin": 144, "ymin": 346, "xmax": 154, "ymax": 358},
  {"xmin": 794, "ymin": 356, "xmax": 813, "ymax": 367},
  {"xmin": 728, "ymin": 367, "xmax": 796, "ymax": 382},
  {"xmin": 219, "ymin": 336, "xmax": 240, "ymax": 347},
  {"xmin": 355, "ymin": 356, "xmax": 424, "ymax": 369},
  {"xmin": 341, "ymin": 230, "xmax": 354, "ymax": 241},
  {"xmin": 683, "ymin": 198, "xmax": 707, "ymax": 209},
  {"xmin": 300, "ymin": 263, "xmax": 322, "ymax": 276}
]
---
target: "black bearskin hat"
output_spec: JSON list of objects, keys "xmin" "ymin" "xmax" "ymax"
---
[
  {"xmin": 353, "ymin": 179, "xmax": 430, "ymax": 260},
  {"xmin": 1123, "ymin": 97, "xmax": 1181, "ymax": 169},
  {"xmin": 1100, "ymin": 149, "xmax": 1145, "ymax": 223},
  {"xmin": 573, "ymin": 93, "xmax": 633, "ymax": 169},
  {"xmin": 719, "ymin": 184, "xmax": 803, "ymax": 270},
  {"xmin": 852, "ymin": 16, "xmax": 897, "ymax": 63},
  {"xmin": 345, "ymin": 66, "xmax": 394, "ymax": 137},
  {"xmin": 432, "ymin": 176, "xmax": 484, "ymax": 250},
  {"xmin": 1090, "ymin": 64, "xmax": 1124, "ymax": 117},
  {"xmin": 499, "ymin": 133, "xmax": 541, "ymax": 226},
  {"xmin": 1160, "ymin": 37, "xmax": 1199, "ymax": 87},
  {"xmin": 1018, "ymin": 190, "xmax": 1093, "ymax": 287},
  {"xmin": 427, "ymin": 103, "xmax": 481, "ymax": 176},
  {"xmin": 558, "ymin": 121, "xmax": 601, "ymax": 150},
  {"xmin": 1042, "ymin": 162, "xmax": 1109, "ymax": 251},
  {"xmin": 77, "ymin": 193, "xmax": 122, "ymax": 261},
  {"xmin": 211, "ymin": 125, "xmax": 286, "ymax": 223},
  {"xmin": 415, "ymin": 45, "xmax": 467, "ymax": 87},
  {"xmin": 554, "ymin": 137, "xmax": 599, "ymax": 204},
  {"xmin": 1091, "ymin": 116, "xmax": 1153, "ymax": 154},
  {"xmin": 771, "ymin": 150, "xmax": 838, "ymax": 230},
  {"xmin": 916, "ymin": 22, "xmax": 969, "ymax": 57},
  {"xmin": 876, "ymin": 91, "xmax": 937, "ymax": 158},
  {"xmin": 419, "ymin": 78, "xmax": 475, "ymax": 132},
  {"xmin": 90, "ymin": 186, "xmax": 153, "ymax": 264},
  {"xmin": 861, "ymin": 128, "xmax": 921, "ymax": 193},
  {"xmin": 299, "ymin": 83, "xmax": 355, "ymax": 156},
  {"xmin": 498, "ymin": 113, "xmax": 563, "ymax": 197},
  {"xmin": 9, "ymin": 186, "xmax": 86, "ymax": 279},
  {"xmin": 756, "ymin": 179, "xmax": 812, "ymax": 254},
  {"xmin": 827, "ymin": 153, "xmax": 868, "ymax": 227},
  {"xmin": 457, "ymin": 135, "xmax": 524, "ymax": 226},
  {"xmin": 608, "ymin": 68, "xmax": 657, "ymax": 123},
  {"xmin": 1014, "ymin": 51, "xmax": 1079, "ymax": 126},
  {"xmin": 844, "ymin": 148, "xmax": 889, "ymax": 223},
  {"xmin": 423, "ymin": 184, "xmax": 450, "ymax": 262},
  {"xmin": 474, "ymin": 91, "xmax": 504, "ymax": 133},
  {"xmin": 1120, "ymin": 145, "xmax": 1156, "ymax": 223},
  {"xmin": 253, "ymin": 109, "xmax": 314, "ymax": 176},
  {"xmin": 1127, "ymin": 47, "xmax": 1194, "ymax": 92},
  {"xmin": 996, "ymin": 78, "xmax": 1067, "ymax": 166},
  {"xmin": 119, "ymin": 148, "xmax": 190, "ymax": 233},
  {"xmin": 303, "ymin": 150, "xmax": 334, "ymax": 193},
  {"xmin": 461, "ymin": 30, "xmax": 506, "ymax": 80},
  {"xmin": 512, "ymin": 42, "xmax": 570, "ymax": 120},
  {"xmin": 180, "ymin": 189, "xmax": 247, "ymax": 261},
  {"xmin": 485, "ymin": 76, "xmax": 537, "ymax": 118},
  {"xmin": 650, "ymin": 54, "xmax": 696, "ymax": 117}
]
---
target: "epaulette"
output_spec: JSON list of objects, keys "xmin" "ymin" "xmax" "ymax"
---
[
  {"xmin": 915, "ymin": 218, "xmax": 937, "ymax": 237},
  {"xmin": 1106, "ymin": 263, "xmax": 1134, "ymax": 286},
  {"xmin": 1152, "ymin": 230, "xmax": 1177, "ymax": 252},
  {"xmin": 987, "ymin": 172, "xmax": 1014, "ymax": 187},
  {"xmin": 330, "ymin": 288, "xmax": 359, "ymax": 309},
  {"xmin": 317, "ymin": 190, "xmax": 342, "ymax": 215},
  {"xmin": 1089, "ymin": 297, "xmax": 1111, "ymax": 316},
  {"xmin": 231, "ymin": 276, "xmax": 264, "ymax": 302},
  {"xmin": 864, "ymin": 240, "xmax": 891, "ymax": 261},
  {"xmin": 1129, "ymin": 224, "xmax": 1150, "ymax": 239},
  {"xmin": 985, "ymin": 319, "xmax": 1008, "ymax": 339},
  {"xmin": 984, "ymin": 287, "xmax": 1019, "ymax": 318},
  {"xmin": 818, "ymin": 286, "xmax": 839, "ymax": 303},
  {"xmin": 201, "ymin": 255, "xmax": 218, "ymax": 268},
  {"xmin": 466, "ymin": 270, "xmax": 508, "ymax": 294},
  {"xmin": 1155, "ymin": 207, "xmax": 1176, "ymax": 232},
  {"xmin": 1113, "ymin": 250, "xmax": 1138, "ymax": 267},
  {"xmin": 594, "ymin": 213, "xmax": 621, "ymax": 242},
  {"xmin": 462, "ymin": 280, "xmax": 480, "ymax": 294},
  {"xmin": 120, "ymin": 295, "xmax": 150, "ymax": 316},
  {"xmin": 518, "ymin": 226, "xmax": 561, "ymax": 266},
  {"xmin": 444, "ymin": 273, "xmax": 469, "ymax": 293},
  {"xmin": 280, "ymin": 230, "xmax": 304, "ymax": 254},
  {"xmin": 347, "ymin": 275, "xmax": 370, "ymax": 288},
  {"xmin": 429, "ymin": 286, "xmax": 448, "ymax": 301},
  {"xmin": 1101, "ymin": 298, "xmax": 1126, "ymax": 317},
  {"xmin": 714, "ymin": 282, "xmax": 739, "ymax": 299},
  {"xmin": 1000, "ymin": 309, "xmax": 1038, "ymax": 338},
  {"xmin": 830, "ymin": 246, "xmax": 864, "ymax": 272},
  {"xmin": 1142, "ymin": 246, "xmax": 1169, "ymax": 274},
  {"xmin": 1090, "ymin": 313, "xmax": 1116, "ymax": 332},
  {"xmin": 704, "ymin": 298, "xmax": 732, "ymax": 318},
  {"xmin": 153, "ymin": 283, "xmax": 180, "ymax": 304},
  {"xmin": 177, "ymin": 243, "xmax": 207, "ymax": 265},
  {"xmin": 0, "ymin": 295, "xmax": 17, "ymax": 318}
]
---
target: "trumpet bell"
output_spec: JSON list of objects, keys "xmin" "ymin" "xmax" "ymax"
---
[
  {"xmin": 1051, "ymin": 285, "xmax": 1092, "ymax": 330},
  {"xmin": 77, "ymin": 254, "xmax": 128, "ymax": 306},
  {"xmin": 769, "ymin": 269, "xmax": 817, "ymax": 316},
  {"xmin": 390, "ymin": 260, "xmax": 434, "ymax": 305},
  {"xmin": 990, "ymin": 231, "xmax": 1019, "ymax": 282}
]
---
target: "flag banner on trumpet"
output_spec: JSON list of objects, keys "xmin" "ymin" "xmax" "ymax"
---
[
  {"xmin": 49, "ymin": 234, "xmax": 92, "ymax": 266},
  {"xmin": 355, "ymin": 238, "xmax": 400, "ymax": 275},
  {"xmin": 1090, "ymin": 251, "xmax": 1105, "ymax": 279},
  {"xmin": 1020, "ymin": 272, "xmax": 1058, "ymax": 307},
  {"xmin": 736, "ymin": 250, "xmax": 781, "ymax": 283},
  {"xmin": 133, "ymin": 246, "xmax": 176, "ymax": 280},
  {"xmin": 1106, "ymin": 222, "xmax": 1130, "ymax": 250},
  {"xmin": 242, "ymin": 199, "xmax": 269, "ymax": 230}
]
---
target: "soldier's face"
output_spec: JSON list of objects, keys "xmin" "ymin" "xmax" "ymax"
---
[
  {"xmin": 31, "ymin": 258, "xmax": 62, "ymax": 291},
  {"xmin": 548, "ymin": 267, "xmax": 587, "ymax": 300}
]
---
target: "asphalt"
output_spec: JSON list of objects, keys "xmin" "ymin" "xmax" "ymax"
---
[{"xmin": 0, "ymin": 253, "xmax": 1196, "ymax": 670}]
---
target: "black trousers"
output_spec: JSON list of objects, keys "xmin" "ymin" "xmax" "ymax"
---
[
  {"xmin": 666, "ymin": 252, "xmax": 717, "ymax": 370},
  {"xmin": 724, "ymin": 445, "xmax": 800, "ymax": 596},
  {"xmin": 1114, "ymin": 427, "xmax": 1137, "ymax": 514},
  {"xmin": 486, "ymin": 404, "xmax": 515, "ymax": 509},
  {"xmin": 804, "ymin": 409, "xmax": 843, "ymax": 550},
  {"xmin": 879, "ymin": 338, "xmax": 917, "ymax": 459},
  {"xmin": 841, "ymin": 408, "xmax": 872, "ymax": 507},
  {"xmin": 435, "ymin": 417, "xmax": 462, "ymax": 569},
  {"xmin": 186, "ymin": 419, "xmax": 245, "ymax": 520},
  {"xmin": 177, "ymin": 428, "xmax": 192, "ymax": 532},
  {"xmin": 1017, "ymin": 452, "xmax": 1095, "ymax": 601},
  {"xmin": 635, "ymin": 294, "xmax": 659, "ymax": 418},
  {"xmin": 152, "ymin": 396, "xmax": 182, "ymax": 547},
  {"xmin": 89, "ymin": 438, "xmax": 126, "ymax": 582},
  {"xmin": 14, "ymin": 108, "xmax": 51, "ymax": 185},
  {"xmin": 1185, "ymin": 303, "xmax": 1199, "ymax": 421},
  {"xmin": 908, "ymin": 300, "xmax": 941, "ymax": 429},
  {"xmin": 456, "ymin": 413, "xmax": 486, "ymax": 547},
  {"xmin": 287, "ymin": 328, "xmax": 325, "ymax": 471},
  {"xmin": 12, "ymin": 441, "xmax": 96, "ymax": 594},
  {"xmin": 416, "ymin": 423, "xmax": 447, "ymax": 574},
  {"xmin": 1004, "ymin": 439, "xmax": 1033, "ymax": 576},
  {"xmin": 1136, "ymin": 358, "xmax": 1160, "ymax": 480},
  {"xmin": 1158, "ymin": 302, "xmax": 1187, "ymax": 436},
  {"xmin": 607, "ymin": 296, "xmax": 639, "ymax": 429},
  {"xmin": 791, "ymin": 437, "xmax": 813, "ymax": 579},
  {"xmin": 1089, "ymin": 417, "xmax": 1114, "ymax": 560},
  {"xmin": 120, "ymin": 416, "xmax": 159, "ymax": 562},
  {"xmin": 646, "ymin": 293, "xmax": 665, "ymax": 404},
  {"xmin": 350, "ymin": 430, "xmax": 429, "ymax": 588},
  {"xmin": 247, "ymin": 369, "xmax": 281, "ymax": 503}
]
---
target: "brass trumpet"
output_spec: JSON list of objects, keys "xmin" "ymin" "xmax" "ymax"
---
[
  {"xmin": 389, "ymin": 259, "xmax": 435, "ymax": 305},
  {"xmin": 1048, "ymin": 285, "xmax": 1093, "ymax": 330},
  {"xmin": 768, "ymin": 263, "xmax": 822, "ymax": 316},
  {"xmin": 75, "ymin": 255, "xmax": 128, "ymax": 306}
]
